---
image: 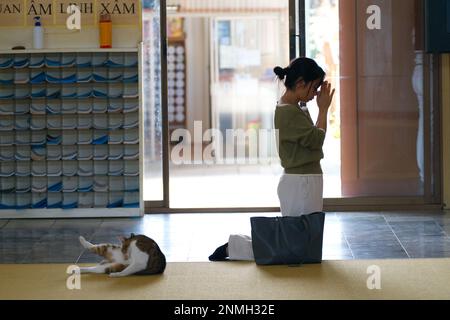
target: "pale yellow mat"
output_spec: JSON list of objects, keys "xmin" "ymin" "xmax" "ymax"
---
[{"xmin": 1, "ymin": 259, "xmax": 449, "ymax": 300}]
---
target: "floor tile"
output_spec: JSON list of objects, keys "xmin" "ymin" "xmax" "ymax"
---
[
  {"xmin": 22, "ymin": 256, "xmax": 79, "ymax": 264},
  {"xmin": 323, "ymin": 233, "xmax": 346, "ymax": 245},
  {"xmin": 93, "ymin": 224, "xmax": 148, "ymax": 238},
  {"xmin": 324, "ymin": 212, "xmax": 338, "ymax": 219},
  {"xmin": 2, "ymin": 212, "xmax": 450, "ymax": 264},
  {"xmin": 322, "ymin": 255, "xmax": 354, "ymax": 261},
  {"xmin": 0, "ymin": 228, "xmax": 51, "ymax": 241},
  {"xmin": 384, "ymin": 211, "xmax": 448, "ymax": 222},
  {"xmin": 98, "ymin": 218, "xmax": 145, "ymax": 228},
  {"xmin": 0, "ymin": 253, "xmax": 30, "ymax": 264},
  {"xmin": 0, "ymin": 239, "xmax": 35, "ymax": 251},
  {"xmin": 434, "ymin": 218, "xmax": 450, "ymax": 235},
  {"xmin": 85, "ymin": 235, "xmax": 124, "ymax": 245},
  {"xmin": 0, "ymin": 220, "xmax": 9, "ymax": 229},
  {"xmin": 389, "ymin": 221, "xmax": 446, "ymax": 241},
  {"xmin": 434, "ymin": 217, "xmax": 450, "ymax": 226},
  {"xmin": 3, "ymin": 219, "xmax": 55, "ymax": 229},
  {"xmin": 322, "ymin": 243, "xmax": 352, "ymax": 258},
  {"xmin": 401, "ymin": 238, "xmax": 450, "ymax": 258},
  {"xmin": 25, "ymin": 241, "xmax": 83, "ymax": 264},
  {"xmin": 188, "ymin": 247, "xmax": 214, "ymax": 257},
  {"xmin": 339, "ymin": 213, "xmax": 386, "ymax": 226},
  {"xmin": 37, "ymin": 230, "xmax": 87, "ymax": 249},
  {"xmin": 76, "ymin": 250, "xmax": 103, "ymax": 264},
  {"xmin": 323, "ymin": 221, "xmax": 345, "ymax": 233},
  {"xmin": 340, "ymin": 219, "xmax": 396, "ymax": 245},
  {"xmin": 339, "ymin": 219, "xmax": 389, "ymax": 231},
  {"xmin": 349, "ymin": 240, "xmax": 409, "ymax": 259},
  {"xmin": 335, "ymin": 212, "xmax": 383, "ymax": 220},
  {"xmin": 165, "ymin": 254, "xmax": 189, "ymax": 262},
  {"xmin": 345, "ymin": 230, "xmax": 398, "ymax": 245},
  {"xmin": 52, "ymin": 219, "xmax": 103, "ymax": 229},
  {"xmin": 187, "ymin": 256, "xmax": 210, "ymax": 262}
]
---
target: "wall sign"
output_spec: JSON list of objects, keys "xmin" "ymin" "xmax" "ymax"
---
[
  {"xmin": 97, "ymin": 0, "xmax": 139, "ymax": 25},
  {"xmin": 0, "ymin": 0, "xmax": 139, "ymax": 27},
  {"xmin": 55, "ymin": 0, "xmax": 96, "ymax": 26},
  {"xmin": 0, "ymin": 0, "xmax": 24, "ymax": 27},
  {"xmin": 26, "ymin": 0, "xmax": 53, "ymax": 26}
]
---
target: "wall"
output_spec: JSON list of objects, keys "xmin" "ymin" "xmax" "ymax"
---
[{"xmin": 442, "ymin": 54, "xmax": 450, "ymax": 209}]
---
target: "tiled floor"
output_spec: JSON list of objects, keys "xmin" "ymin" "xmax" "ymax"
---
[{"xmin": 1, "ymin": 211, "xmax": 450, "ymax": 264}]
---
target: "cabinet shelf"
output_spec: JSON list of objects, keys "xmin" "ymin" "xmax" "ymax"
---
[
  {"xmin": 0, "ymin": 48, "xmax": 139, "ymax": 54},
  {"xmin": 1, "ymin": 80, "xmax": 139, "ymax": 85},
  {"xmin": 0, "ymin": 96, "xmax": 139, "ymax": 100},
  {"xmin": 0, "ymin": 49, "xmax": 142, "ymax": 216}
]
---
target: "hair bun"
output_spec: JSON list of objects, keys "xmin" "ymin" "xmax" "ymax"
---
[{"xmin": 274, "ymin": 66, "xmax": 287, "ymax": 80}]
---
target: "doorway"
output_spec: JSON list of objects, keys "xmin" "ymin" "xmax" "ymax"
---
[
  {"xmin": 144, "ymin": 0, "xmax": 293, "ymax": 209},
  {"xmin": 142, "ymin": 0, "xmax": 441, "ymax": 212},
  {"xmin": 168, "ymin": 10, "xmax": 290, "ymax": 208}
]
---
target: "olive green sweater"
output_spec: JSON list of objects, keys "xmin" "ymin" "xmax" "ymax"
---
[{"xmin": 274, "ymin": 104, "xmax": 326, "ymax": 174}]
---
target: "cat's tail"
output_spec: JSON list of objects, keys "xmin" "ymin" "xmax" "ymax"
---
[{"xmin": 79, "ymin": 236, "xmax": 94, "ymax": 250}]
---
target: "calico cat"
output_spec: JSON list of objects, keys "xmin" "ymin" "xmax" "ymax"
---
[{"xmin": 78, "ymin": 233, "xmax": 166, "ymax": 277}]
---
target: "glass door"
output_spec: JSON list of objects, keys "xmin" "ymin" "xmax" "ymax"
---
[
  {"xmin": 164, "ymin": 0, "xmax": 292, "ymax": 209},
  {"xmin": 143, "ymin": 0, "xmax": 440, "ymax": 212}
]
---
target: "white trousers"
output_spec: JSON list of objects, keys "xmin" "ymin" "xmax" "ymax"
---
[{"xmin": 228, "ymin": 174, "xmax": 323, "ymax": 261}]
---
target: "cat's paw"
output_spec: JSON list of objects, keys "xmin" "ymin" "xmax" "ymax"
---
[
  {"xmin": 79, "ymin": 236, "xmax": 87, "ymax": 246},
  {"xmin": 79, "ymin": 236, "xmax": 92, "ymax": 249}
]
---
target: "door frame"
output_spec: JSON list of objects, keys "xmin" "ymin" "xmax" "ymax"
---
[
  {"xmin": 144, "ymin": 0, "xmax": 442, "ymax": 214},
  {"xmin": 145, "ymin": 0, "xmax": 301, "ymax": 213},
  {"xmin": 144, "ymin": 0, "xmax": 170, "ymax": 210}
]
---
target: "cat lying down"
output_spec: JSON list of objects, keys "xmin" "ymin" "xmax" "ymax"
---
[{"xmin": 78, "ymin": 234, "xmax": 166, "ymax": 277}]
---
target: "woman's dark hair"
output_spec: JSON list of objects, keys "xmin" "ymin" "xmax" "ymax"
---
[{"xmin": 274, "ymin": 57, "xmax": 325, "ymax": 90}]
